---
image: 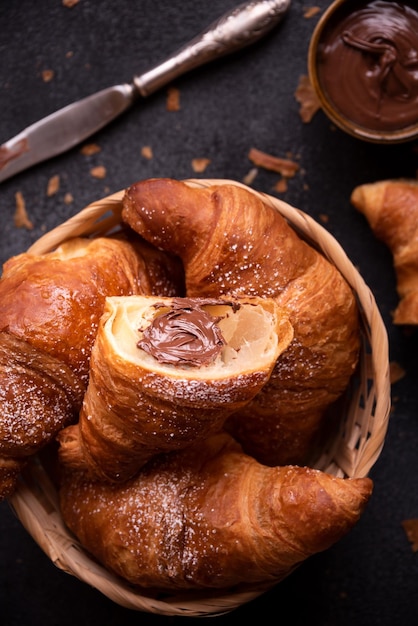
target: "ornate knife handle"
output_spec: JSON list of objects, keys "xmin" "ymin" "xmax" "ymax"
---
[{"xmin": 133, "ymin": 0, "xmax": 291, "ymax": 96}]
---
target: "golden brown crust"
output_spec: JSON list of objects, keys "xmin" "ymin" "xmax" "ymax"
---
[
  {"xmin": 59, "ymin": 433, "xmax": 373, "ymax": 592},
  {"xmin": 123, "ymin": 179, "xmax": 317, "ymax": 297},
  {"xmin": 0, "ymin": 235, "xmax": 181, "ymax": 379},
  {"xmin": 351, "ymin": 178, "xmax": 418, "ymax": 325},
  {"xmin": 0, "ymin": 457, "xmax": 26, "ymax": 499},
  {"xmin": 122, "ymin": 179, "xmax": 360, "ymax": 465},
  {"xmin": 58, "ymin": 295, "xmax": 294, "ymax": 482},
  {"xmin": 0, "ymin": 234, "xmax": 183, "ymax": 500},
  {"xmin": 0, "ymin": 332, "xmax": 84, "ymax": 458}
]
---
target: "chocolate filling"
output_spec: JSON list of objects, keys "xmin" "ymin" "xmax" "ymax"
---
[
  {"xmin": 137, "ymin": 299, "xmax": 239, "ymax": 367},
  {"xmin": 317, "ymin": 0, "xmax": 418, "ymax": 131}
]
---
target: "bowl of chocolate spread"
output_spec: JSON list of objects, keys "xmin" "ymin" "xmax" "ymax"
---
[{"xmin": 308, "ymin": 0, "xmax": 418, "ymax": 143}]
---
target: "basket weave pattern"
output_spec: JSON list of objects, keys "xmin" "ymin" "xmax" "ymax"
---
[{"xmin": 8, "ymin": 179, "xmax": 391, "ymax": 616}]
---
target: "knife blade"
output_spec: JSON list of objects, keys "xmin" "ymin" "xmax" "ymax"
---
[{"xmin": 0, "ymin": 0, "xmax": 290, "ymax": 183}]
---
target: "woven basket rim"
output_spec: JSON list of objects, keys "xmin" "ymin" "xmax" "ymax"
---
[{"xmin": 9, "ymin": 178, "xmax": 391, "ymax": 616}]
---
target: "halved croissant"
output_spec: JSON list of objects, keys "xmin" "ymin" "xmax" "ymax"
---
[
  {"xmin": 121, "ymin": 179, "xmax": 361, "ymax": 466},
  {"xmin": 59, "ymin": 432, "xmax": 373, "ymax": 592},
  {"xmin": 351, "ymin": 178, "xmax": 418, "ymax": 325},
  {"xmin": 0, "ymin": 233, "xmax": 183, "ymax": 499},
  {"xmin": 57, "ymin": 294, "xmax": 293, "ymax": 482}
]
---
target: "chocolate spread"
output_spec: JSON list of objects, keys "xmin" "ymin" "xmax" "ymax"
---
[
  {"xmin": 317, "ymin": 0, "xmax": 418, "ymax": 131},
  {"xmin": 137, "ymin": 298, "xmax": 236, "ymax": 367}
]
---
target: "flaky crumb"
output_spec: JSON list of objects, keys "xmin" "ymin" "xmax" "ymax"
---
[
  {"xmin": 62, "ymin": 0, "xmax": 80, "ymax": 7},
  {"xmin": 390, "ymin": 361, "xmax": 406, "ymax": 384},
  {"xmin": 166, "ymin": 87, "xmax": 180, "ymax": 111},
  {"xmin": 90, "ymin": 165, "xmax": 106, "ymax": 179},
  {"xmin": 64, "ymin": 192, "xmax": 74, "ymax": 204},
  {"xmin": 242, "ymin": 167, "xmax": 258, "ymax": 186},
  {"xmin": 42, "ymin": 69, "xmax": 54, "ymax": 83},
  {"xmin": 80, "ymin": 143, "xmax": 101, "ymax": 156},
  {"xmin": 46, "ymin": 174, "xmax": 60, "ymax": 197},
  {"xmin": 141, "ymin": 146, "xmax": 153, "ymax": 160},
  {"xmin": 191, "ymin": 158, "xmax": 211, "ymax": 173},
  {"xmin": 14, "ymin": 191, "xmax": 34, "ymax": 230},
  {"xmin": 303, "ymin": 6, "xmax": 321, "ymax": 18},
  {"xmin": 402, "ymin": 519, "xmax": 418, "ymax": 551},
  {"xmin": 273, "ymin": 178, "xmax": 288, "ymax": 193},
  {"xmin": 319, "ymin": 213, "xmax": 329, "ymax": 223},
  {"xmin": 248, "ymin": 147, "xmax": 299, "ymax": 177},
  {"xmin": 295, "ymin": 74, "xmax": 321, "ymax": 123}
]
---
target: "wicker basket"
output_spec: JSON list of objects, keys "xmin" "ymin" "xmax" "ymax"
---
[{"xmin": 8, "ymin": 179, "xmax": 391, "ymax": 617}]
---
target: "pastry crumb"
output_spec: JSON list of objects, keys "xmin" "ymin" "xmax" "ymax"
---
[
  {"xmin": 390, "ymin": 361, "xmax": 406, "ymax": 384},
  {"xmin": 248, "ymin": 147, "xmax": 299, "ymax": 177},
  {"xmin": 242, "ymin": 167, "xmax": 258, "ymax": 186},
  {"xmin": 166, "ymin": 87, "xmax": 180, "ymax": 111},
  {"xmin": 191, "ymin": 158, "xmax": 211, "ymax": 173},
  {"xmin": 81, "ymin": 143, "xmax": 101, "ymax": 156},
  {"xmin": 42, "ymin": 69, "xmax": 54, "ymax": 83},
  {"xmin": 303, "ymin": 6, "xmax": 321, "ymax": 18},
  {"xmin": 46, "ymin": 174, "xmax": 60, "ymax": 197},
  {"xmin": 295, "ymin": 74, "xmax": 321, "ymax": 123},
  {"xmin": 402, "ymin": 519, "xmax": 418, "ymax": 551},
  {"xmin": 14, "ymin": 191, "xmax": 34, "ymax": 230},
  {"xmin": 141, "ymin": 146, "xmax": 153, "ymax": 160},
  {"xmin": 273, "ymin": 178, "xmax": 288, "ymax": 193},
  {"xmin": 62, "ymin": 0, "xmax": 80, "ymax": 7},
  {"xmin": 90, "ymin": 165, "xmax": 107, "ymax": 179}
]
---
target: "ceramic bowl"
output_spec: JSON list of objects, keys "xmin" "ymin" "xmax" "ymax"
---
[{"xmin": 308, "ymin": 0, "xmax": 418, "ymax": 144}]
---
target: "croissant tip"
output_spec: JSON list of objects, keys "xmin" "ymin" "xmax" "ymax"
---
[{"xmin": 57, "ymin": 425, "xmax": 89, "ymax": 472}]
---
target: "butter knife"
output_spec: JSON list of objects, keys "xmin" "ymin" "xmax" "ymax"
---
[{"xmin": 0, "ymin": 0, "xmax": 290, "ymax": 183}]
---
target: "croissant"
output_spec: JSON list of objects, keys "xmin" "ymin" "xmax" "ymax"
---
[
  {"xmin": 59, "ymin": 432, "xmax": 372, "ymax": 592},
  {"xmin": 121, "ymin": 179, "xmax": 361, "ymax": 466},
  {"xmin": 0, "ymin": 457, "xmax": 25, "ymax": 500},
  {"xmin": 351, "ymin": 178, "xmax": 418, "ymax": 325},
  {"xmin": 58, "ymin": 294, "xmax": 293, "ymax": 482},
  {"xmin": 0, "ymin": 233, "xmax": 183, "ymax": 499}
]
